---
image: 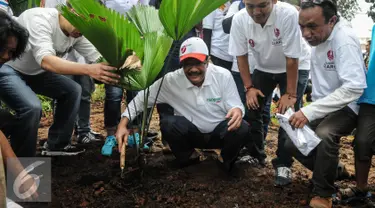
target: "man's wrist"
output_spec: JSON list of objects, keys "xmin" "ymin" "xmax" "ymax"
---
[
  {"xmin": 244, "ymin": 84, "xmax": 254, "ymax": 92},
  {"xmin": 285, "ymin": 92, "xmax": 297, "ymax": 99}
]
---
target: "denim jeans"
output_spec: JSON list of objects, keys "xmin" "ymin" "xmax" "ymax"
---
[
  {"xmin": 247, "ymin": 69, "xmax": 309, "ymax": 165},
  {"xmin": 104, "ymin": 85, "xmax": 124, "ymax": 131},
  {"xmin": 65, "ymin": 75, "xmax": 95, "ymax": 136},
  {"xmin": 0, "ymin": 65, "xmax": 81, "ymax": 154}
]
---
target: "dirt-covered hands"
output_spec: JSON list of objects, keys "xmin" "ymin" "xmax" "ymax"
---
[{"xmin": 226, "ymin": 108, "xmax": 243, "ymax": 131}]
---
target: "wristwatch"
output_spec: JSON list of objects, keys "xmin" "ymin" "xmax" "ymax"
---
[{"xmin": 244, "ymin": 85, "xmax": 254, "ymax": 92}]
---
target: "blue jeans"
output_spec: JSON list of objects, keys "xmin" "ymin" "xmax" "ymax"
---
[
  {"xmin": 66, "ymin": 75, "xmax": 95, "ymax": 136},
  {"xmin": 0, "ymin": 65, "xmax": 81, "ymax": 155},
  {"xmin": 104, "ymin": 85, "xmax": 124, "ymax": 130}
]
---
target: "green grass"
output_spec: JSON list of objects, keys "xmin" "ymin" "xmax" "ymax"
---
[{"xmin": 91, "ymin": 84, "xmax": 106, "ymax": 102}]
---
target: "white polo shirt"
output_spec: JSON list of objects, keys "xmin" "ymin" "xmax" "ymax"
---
[
  {"xmin": 122, "ymin": 64, "xmax": 245, "ymax": 133},
  {"xmin": 203, "ymin": 2, "xmax": 233, "ymax": 62},
  {"xmin": 224, "ymin": 1, "xmax": 255, "ymax": 73},
  {"xmin": 5, "ymin": 8, "xmax": 100, "ymax": 75},
  {"xmin": 309, "ymin": 20, "xmax": 367, "ymax": 114},
  {"xmin": 229, "ymin": 2, "xmax": 310, "ymax": 74}
]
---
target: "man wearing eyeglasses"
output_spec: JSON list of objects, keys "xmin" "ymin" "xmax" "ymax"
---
[
  {"xmin": 228, "ymin": 0, "xmax": 311, "ymax": 186},
  {"xmin": 115, "ymin": 37, "xmax": 251, "ymax": 174},
  {"xmin": 286, "ymin": 0, "xmax": 367, "ymax": 207}
]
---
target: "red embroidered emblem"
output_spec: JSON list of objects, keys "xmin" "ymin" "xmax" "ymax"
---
[
  {"xmin": 249, "ymin": 39, "xmax": 255, "ymax": 47},
  {"xmin": 327, "ymin": 50, "xmax": 334, "ymax": 61}
]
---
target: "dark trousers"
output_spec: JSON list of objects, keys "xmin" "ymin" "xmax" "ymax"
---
[
  {"xmin": 284, "ymin": 107, "xmax": 357, "ymax": 197},
  {"xmin": 247, "ymin": 69, "xmax": 309, "ymax": 165},
  {"xmin": 160, "ymin": 116, "xmax": 250, "ymax": 165},
  {"xmin": 0, "ymin": 65, "xmax": 81, "ymax": 154},
  {"xmin": 211, "ymin": 55, "xmax": 233, "ymax": 71},
  {"xmin": 354, "ymin": 103, "xmax": 375, "ymax": 161}
]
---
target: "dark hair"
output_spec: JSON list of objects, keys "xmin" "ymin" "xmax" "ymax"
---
[
  {"xmin": 300, "ymin": 0, "xmax": 339, "ymax": 23},
  {"xmin": 0, "ymin": 10, "xmax": 29, "ymax": 60},
  {"xmin": 368, "ymin": 40, "xmax": 371, "ymax": 45}
]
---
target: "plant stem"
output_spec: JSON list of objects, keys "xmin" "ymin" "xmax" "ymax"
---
[
  {"xmin": 140, "ymin": 87, "xmax": 150, "ymax": 148},
  {"xmin": 145, "ymin": 43, "xmax": 179, "ymax": 133}
]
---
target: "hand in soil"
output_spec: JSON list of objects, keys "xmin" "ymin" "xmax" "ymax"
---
[{"xmin": 225, "ymin": 108, "xmax": 243, "ymax": 131}]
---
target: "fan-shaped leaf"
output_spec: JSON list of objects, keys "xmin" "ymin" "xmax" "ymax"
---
[
  {"xmin": 126, "ymin": 5, "xmax": 164, "ymax": 35},
  {"xmin": 159, "ymin": 0, "xmax": 228, "ymax": 40},
  {"xmin": 58, "ymin": 0, "xmax": 144, "ymax": 68},
  {"xmin": 116, "ymin": 31, "xmax": 173, "ymax": 91}
]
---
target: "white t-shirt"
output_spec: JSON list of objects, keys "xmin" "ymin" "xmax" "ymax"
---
[
  {"xmin": 203, "ymin": 2, "xmax": 233, "ymax": 62},
  {"xmin": 310, "ymin": 20, "xmax": 367, "ymax": 114},
  {"xmin": 224, "ymin": 1, "xmax": 255, "ymax": 73},
  {"xmin": 229, "ymin": 2, "xmax": 310, "ymax": 74},
  {"xmin": 5, "ymin": 8, "xmax": 100, "ymax": 75},
  {"xmin": 44, "ymin": 0, "xmax": 66, "ymax": 8},
  {"xmin": 103, "ymin": 0, "xmax": 148, "ymax": 14},
  {"xmin": 122, "ymin": 64, "xmax": 245, "ymax": 133}
]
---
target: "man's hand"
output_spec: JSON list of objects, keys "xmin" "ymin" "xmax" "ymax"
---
[
  {"xmin": 246, "ymin": 88, "xmax": 265, "ymax": 110},
  {"xmin": 87, "ymin": 63, "xmax": 120, "ymax": 85},
  {"xmin": 115, "ymin": 125, "xmax": 129, "ymax": 153},
  {"xmin": 225, "ymin": 108, "xmax": 243, "ymax": 131},
  {"xmin": 278, "ymin": 94, "xmax": 297, "ymax": 114},
  {"xmin": 289, "ymin": 110, "xmax": 309, "ymax": 129}
]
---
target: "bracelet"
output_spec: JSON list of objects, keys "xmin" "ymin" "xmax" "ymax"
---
[
  {"xmin": 286, "ymin": 93, "xmax": 297, "ymax": 99},
  {"xmin": 244, "ymin": 85, "xmax": 254, "ymax": 92}
]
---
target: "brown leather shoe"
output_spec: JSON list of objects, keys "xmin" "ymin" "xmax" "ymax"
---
[{"xmin": 309, "ymin": 196, "xmax": 333, "ymax": 208}]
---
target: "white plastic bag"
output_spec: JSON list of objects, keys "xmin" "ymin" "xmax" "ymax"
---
[{"xmin": 276, "ymin": 109, "xmax": 321, "ymax": 156}]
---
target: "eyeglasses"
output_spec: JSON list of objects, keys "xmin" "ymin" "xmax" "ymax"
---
[
  {"xmin": 182, "ymin": 61, "xmax": 208, "ymax": 70},
  {"xmin": 300, "ymin": 0, "xmax": 337, "ymax": 14}
]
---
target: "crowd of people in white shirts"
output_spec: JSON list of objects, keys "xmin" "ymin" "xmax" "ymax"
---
[{"xmin": 0, "ymin": 0, "xmax": 375, "ymax": 207}]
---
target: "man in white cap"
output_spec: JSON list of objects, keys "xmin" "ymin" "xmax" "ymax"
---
[{"xmin": 115, "ymin": 37, "xmax": 250, "ymax": 173}]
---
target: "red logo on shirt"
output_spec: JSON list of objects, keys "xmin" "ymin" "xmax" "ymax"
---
[
  {"xmin": 249, "ymin": 39, "xmax": 255, "ymax": 47},
  {"xmin": 327, "ymin": 50, "xmax": 334, "ymax": 61},
  {"xmin": 181, "ymin": 45, "xmax": 187, "ymax": 54},
  {"xmin": 274, "ymin": 28, "xmax": 280, "ymax": 38}
]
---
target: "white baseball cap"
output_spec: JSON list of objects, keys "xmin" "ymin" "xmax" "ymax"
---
[{"xmin": 179, "ymin": 37, "xmax": 209, "ymax": 62}]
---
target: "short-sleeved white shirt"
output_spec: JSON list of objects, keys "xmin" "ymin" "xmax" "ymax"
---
[
  {"xmin": 229, "ymin": 2, "xmax": 310, "ymax": 73},
  {"xmin": 224, "ymin": 1, "xmax": 255, "ymax": 73},
  {"xmin": 203, "ymin": 2, "xmax": 233, "ymax": 62},
  {"xmin": 310, "ymin": 20, "xmax": 367, "ymax": 114}
]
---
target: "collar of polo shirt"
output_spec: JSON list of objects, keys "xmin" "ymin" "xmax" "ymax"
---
[
  {"xmin": 326, "ymin": 20, "xmax": 341, "ymax": 42},
  {"xmin": 251, "ymin": 5, "xmax": 276, "ymax": 26},
  {"xmin": 182, "ymin": 64, "xmax": 213, "ymax": 89}
]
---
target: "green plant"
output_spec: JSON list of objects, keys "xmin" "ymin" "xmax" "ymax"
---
[{"xmin": 58, "ymin": 0, "xmax": 228, "ymax": 169}]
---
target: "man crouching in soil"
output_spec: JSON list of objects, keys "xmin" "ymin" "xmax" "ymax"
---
[{"xmin": 115, "ymin": 37, "xmax": 251, "ymax": 174}]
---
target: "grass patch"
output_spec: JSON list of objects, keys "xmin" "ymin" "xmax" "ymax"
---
[{"xmin": 92, "ymin": 84, "xmax": 106, "ymax": 102}]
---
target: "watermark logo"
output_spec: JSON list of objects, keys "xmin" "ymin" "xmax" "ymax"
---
[{"xmin": 6, "ymin": 157, "xmax": 51, "ymax": 202}]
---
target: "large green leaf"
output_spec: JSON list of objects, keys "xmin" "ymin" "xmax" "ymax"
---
[
  {"xmin": 159, "ymin": 0, "xmax": 228, "ymax": 40},
  {"xmin": 126, "ymin": 4, "xmax": 164, "ymax": 35},
  {"xmin": 116, "ymin": 31, "xmax": 173, "ymax": 91},
  {"xmin": 58, "ymin": 0, "xmax": 144, "ymax": 68}
]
